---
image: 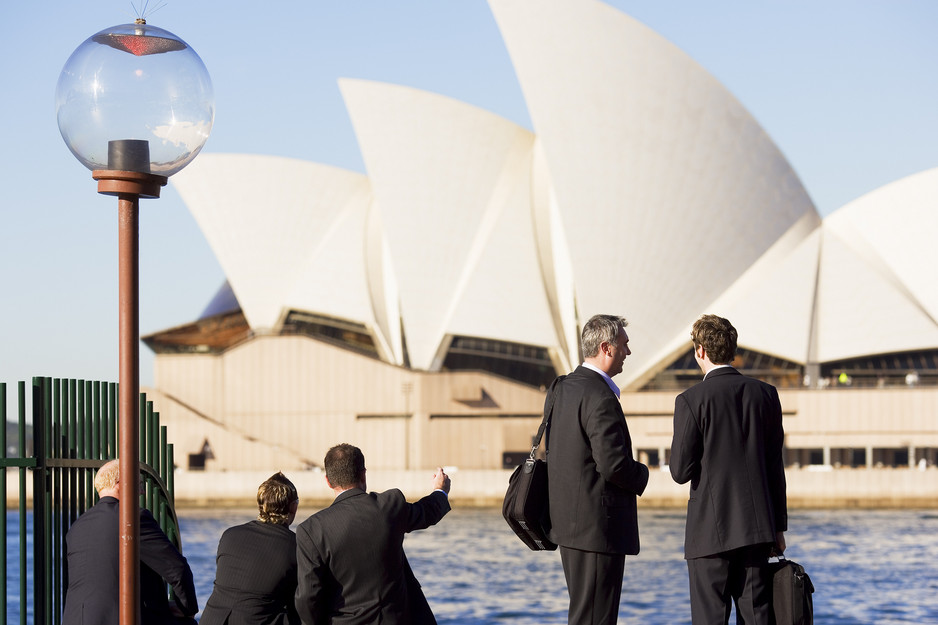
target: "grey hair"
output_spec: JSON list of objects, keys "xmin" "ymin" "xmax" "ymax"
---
[{"xmin": 581, "ymin": 314, "xmax": 628, "ymax": 358}]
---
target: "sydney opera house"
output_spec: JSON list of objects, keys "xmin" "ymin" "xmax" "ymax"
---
[{"xmin": 143, "ymin": 0, "xmax": 937, "ymax": 503}]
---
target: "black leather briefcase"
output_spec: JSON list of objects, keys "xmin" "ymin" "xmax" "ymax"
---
[
  {"xmin": 502, "ymin": 375, "xmax": 564, "ymax": 551},
  {"xmin": 502, "ymin": 456, "xmax": 556, "ymax": 551},
  {"xmin": 771, "ymin": 556, "xmax": 815, "ymax": 625}
]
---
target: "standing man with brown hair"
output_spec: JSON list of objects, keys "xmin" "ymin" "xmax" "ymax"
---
[
  {"xmin": 546, "ymin": 314, "xmax": 650, "ymax": 624},
  {"xmin": 670, "ymin": 314, "xmax": 788, "ymax": 624}
]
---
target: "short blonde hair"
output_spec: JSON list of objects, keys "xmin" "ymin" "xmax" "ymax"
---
[
  {"xmin": 93, "ymin": 459, "xmax": 121, "ymax": 493},
  {"xmin": 257, "ymin": 472, "xmax": 298, "ymax": 525}
]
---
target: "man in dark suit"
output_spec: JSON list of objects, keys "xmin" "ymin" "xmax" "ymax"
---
[
  {"xmin": 546, "ymin": 314, "xmax": 650, "ymax": 625},
  {"xmin": 63, "ymin": 459, "xmax": 198, "ymax": 625},
  {"xmin": 295, "ymin": 443, "xmax": 451, "ymax": 625},
  {"xmin": 670, "ymin": 314, "xmax": 788, "ymax": 624},
  {"xmin": 200, "ymin": 471, "xmax": 301, "ymax": 625}
]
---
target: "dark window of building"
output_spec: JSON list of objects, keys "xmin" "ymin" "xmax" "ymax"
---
[
  {"xmin": 641, "ymin": 347, "xmax": 802, "ymax": 391},
  {"xmin": 442, "ymin": 336, "xmax": 557, "ymax": 389},
  {"xmin": 785, "ymin": 448, "xmax": 825, "ymax": 467},
  {"xmin": 281, "ymin": 311, "xmax": 379, "ymax": 358},
  {"xmin": 822, "ymin": 349, "xmax": 938, "ymax": 388},
  {"xmin": 638, "ymin": 448, "xmax": 660, "ymax": 467},
  {"xmin": 830, "ymin": 447, "xmax": 867, "ymax": 468},
  {"xmin": 873, "ymin": 448, "xmax": 910, "ymax": 468}
]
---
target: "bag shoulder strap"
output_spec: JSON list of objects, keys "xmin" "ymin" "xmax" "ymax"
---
[{"xmin": 531, "ymin": 374, "xmax": 566, "ymax": 458}]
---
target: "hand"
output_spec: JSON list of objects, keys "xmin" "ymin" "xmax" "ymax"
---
[
  {"xmin": 432, "ymin": 467, "xmax": 451, "ymax": 494},
  {"xmin": 774, "ymin": 531, "xmax": 786, "ymax": 555}
]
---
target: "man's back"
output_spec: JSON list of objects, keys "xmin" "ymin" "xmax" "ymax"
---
[
  {"xmin": 63, "ymin": 497, "xmax": 198, "ymax": 625},
  {"xmin": 671, "ymin": 367, "xmax": 787, "ymax": 558},
  {"xmin": 546, "ymin": 366, "xmax": 649, "ymax": 554},
  {"xmin": 295, "ymin": 488, "xmax": 449, "ymax": 625},
  {"xmin": 200, "ymin": 520, "xmax": 298, "ymax": 625},
  {"xmin": 64, "ymin": 498, "xmax": 122, "ymax": 625}
]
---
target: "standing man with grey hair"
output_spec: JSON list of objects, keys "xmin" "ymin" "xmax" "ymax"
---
[
  {"xmin": 670, "ymin": 314, "xmax": 787, "ymax": 624},
  {"xmin": 546, "ymin": 314, "xmax": 650, "ymax": 624}
]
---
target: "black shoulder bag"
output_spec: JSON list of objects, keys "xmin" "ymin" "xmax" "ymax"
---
[{"xmin": 501, "ymin": 375, "xmax": 564, "ymax": 551}]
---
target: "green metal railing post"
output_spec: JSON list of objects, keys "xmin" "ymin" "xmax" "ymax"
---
[
  {"xmin": 34, "ymin": 377, "xmax": 50, "ymax": 625},
  {"xmin": 53, "ymin": 379, "xmax": 63, "ymax": 625},
  {"xmin": 67, "ymin": 380, "xmax": 77, "ymax": 526},
  {"xmin": 19, "ymin": 381, "xmax": 28, "ymax": 625},
  {"xmin": 1, "ymin": 382, "xmax": 7, "ymax": 624}
]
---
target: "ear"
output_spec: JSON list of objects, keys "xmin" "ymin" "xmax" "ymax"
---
[{"xmin": 324, "ymin": 474, "xmax": 334, "ymax": 489}]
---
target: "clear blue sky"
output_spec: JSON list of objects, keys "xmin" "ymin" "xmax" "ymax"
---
[{"xmin": 1, "ymin": 1, "xmax": 936, "ymax": 387}]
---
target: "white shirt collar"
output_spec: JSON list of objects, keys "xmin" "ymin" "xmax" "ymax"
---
[
  {"xmin": 582, "ymin": 362, "xmax": 621, "ymax": 398},
  {"xmin": 702, "ymin": 364, "xmax": 734, "ymax": 381}
]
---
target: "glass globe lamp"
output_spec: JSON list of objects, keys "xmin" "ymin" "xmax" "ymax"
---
[{"xmin": 56, "ymin": 20, "xmax": 214, "ymax": 177}]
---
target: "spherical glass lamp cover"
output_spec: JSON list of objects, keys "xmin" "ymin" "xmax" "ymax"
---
[{"xmin": 56, "ymin": 22, "xmax": 214, "ymax": 177}]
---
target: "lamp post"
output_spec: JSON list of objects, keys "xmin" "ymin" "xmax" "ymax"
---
[{"xmin": 56, "ymin": 18, "xmax": 213, "ymax": 624}]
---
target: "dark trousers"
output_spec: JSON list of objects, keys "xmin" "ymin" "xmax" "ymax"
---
[
  {"xmin": 686, "ymin": 543, "xmax": 773, "ymax": 625},
  {"xmin": 560, "ymin": 545, "xmax": 625, "ymax": 625}
]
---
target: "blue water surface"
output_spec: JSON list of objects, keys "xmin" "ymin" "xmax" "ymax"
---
[{"xmin": 7, "ymin": 507, "xmax": 938, "ymax": 624}]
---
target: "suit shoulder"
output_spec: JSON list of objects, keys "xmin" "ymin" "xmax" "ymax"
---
[
  {"xmin": 376, "ymin": 488, "xmax": 406, "ymax": 501},
  {"xmin": 559, "ymin": 367, "xmax": 611, "ymax": 396},
  {"xmin": 739, "ymin": 374, "xmax": 779, "ymax": 394}
]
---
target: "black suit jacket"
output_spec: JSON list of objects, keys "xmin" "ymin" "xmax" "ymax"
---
[
  {"xmin": 200, "ymin": 520, "xmax": 299, "ymax": 625},
  {"xmin": 670, "ymin": 366, "xmax": 788, "ymax": 559},
  {"xmin": 546, "ymin": 366, "xmax": 649, "ymax": 554},
  {"xmin": 62, "ymin": 496, "xmax": 198, "ymax": 625},
  {"xmin": 295, "ymin": 488, "xmax": 450, "ymax": 625}
]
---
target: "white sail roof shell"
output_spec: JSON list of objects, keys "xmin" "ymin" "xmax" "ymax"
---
[
  {"xmin": 487, "ymin": 0, "xmax": 819, "ymax": 388},
  {"xmin": 171, "ymin": 155, "xmax": 399, "ymax": 360},
  {"xmin": 340, "ymin": 79, "xmax": 565, "ymax": 371},
  {"xmin": 813, "ymin": 167, "xmax": 938, "ymax": 362}
]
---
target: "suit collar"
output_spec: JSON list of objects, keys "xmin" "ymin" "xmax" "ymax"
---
[
  {"xmin": 703, "ymin": 365, "xmax": 739, "ymax": 381},
  {"xmin": 576, "ymin": 364, "xmax": 621, "ymax": 398},
  {"xmin": 332, "ymin": 487, "xmax": 366, "ymax": 505}
]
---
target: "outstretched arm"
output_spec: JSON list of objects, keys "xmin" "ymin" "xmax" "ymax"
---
[{"xmin": 405, "ymin": 467, "xmax": 452, "ymax": 532}]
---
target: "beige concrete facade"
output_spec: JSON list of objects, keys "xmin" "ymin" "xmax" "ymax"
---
[
  {"xmin": 8, "ymin": 467, "xmax": 937, "ymax": 509},
  {"xmin": 135, "ymin": 334, "xmax": 938, "ymax": 507}
]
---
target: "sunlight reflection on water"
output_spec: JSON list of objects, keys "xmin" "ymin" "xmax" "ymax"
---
[
  {"xmin": 175, "ymin": 507, "xmax": 938, "ymax": 625},
  {"xmin": 6, "ymin": 507, "xmax": 938, "ymax": 624}
]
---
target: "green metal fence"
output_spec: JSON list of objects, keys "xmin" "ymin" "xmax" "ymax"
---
[{"xmin": 1, "ymin": 377, "xmax": 180, "ymax": 625}]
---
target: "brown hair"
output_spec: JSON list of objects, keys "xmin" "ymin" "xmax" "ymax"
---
[
  {"xmin": 257, "ymin": 472, "xmax": 298, "ymax": 525},
  {"xmin": 691, "ymin": 314, "xmax": 738, "ymax": 365},
  {"xmin": 324, "ymin": 444, "xmax": 365, "ymax": 490}
]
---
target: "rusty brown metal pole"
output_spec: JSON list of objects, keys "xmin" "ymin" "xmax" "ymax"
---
[
  {"xmin": 117, "ymin": 193, "xmax": 141, "ymax": 625},
  {"xmin": 93, "ymin": 169, "xmax": 166, "ymax": 625}
]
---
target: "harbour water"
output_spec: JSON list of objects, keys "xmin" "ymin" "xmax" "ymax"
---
[{"xmin": 7, "ymin": 507, "xmax": 938, "ymax": 623}]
